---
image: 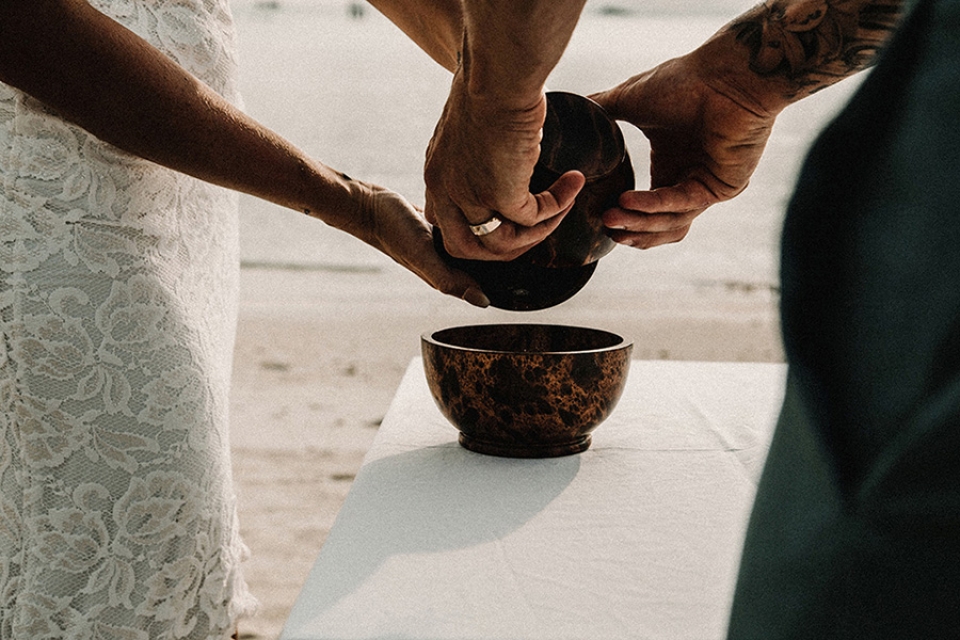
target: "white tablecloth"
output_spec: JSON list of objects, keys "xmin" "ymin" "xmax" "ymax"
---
[{"xmin": 281, "ymin": 359, "xmax": 787, "ymax": 640}]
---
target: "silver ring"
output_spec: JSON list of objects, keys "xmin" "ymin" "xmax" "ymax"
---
[{"xmin": 468, "ymin": 216, "xmax": 502, "ymax": 237}]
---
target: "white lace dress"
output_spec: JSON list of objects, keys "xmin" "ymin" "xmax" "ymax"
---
[{"xmin": 0, "ymin": 1, "xmax": 257, "ymax": 638}]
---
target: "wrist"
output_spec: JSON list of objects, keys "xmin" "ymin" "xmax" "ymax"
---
[
  {"xmin": 690, "ymin": 29, "xmax": 794, "ymax": 118},
  {"xmin": 298, "ymin": 162, "xmax": 364, "ymax": 230},
  {"xmin": 456, "ymin": 30, "xmax": 546, "ymax": 112},
  {"xmin": 449, "ymin": 65, "xmax": 546, "ymax": 147}
]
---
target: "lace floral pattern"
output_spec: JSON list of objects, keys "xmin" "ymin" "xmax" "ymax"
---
[{"xmin": 0, "ymin": 1, "xmax": 256, "ymax": 637}]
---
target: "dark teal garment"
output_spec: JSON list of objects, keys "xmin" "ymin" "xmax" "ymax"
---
[{"xmin": 728, "ymin": 1, "xmax": 960, "ymax": 637}]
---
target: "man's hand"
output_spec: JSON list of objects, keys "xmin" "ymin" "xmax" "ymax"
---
[
  {"xmin": 590, "ymin": 0, "xmax": 906, "ymax": 250},
  {"xmin": 590, "ymin": 55, "xmax": 776, "ymax": 250},
  {"xmin": 415, "ymin": 0, "xmax": 588, "ymax": 261},
  {"xmin": 424, "ymin": 77, "xmax": 585, "ymax": 260}
]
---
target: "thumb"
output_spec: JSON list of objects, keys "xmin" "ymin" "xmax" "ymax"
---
[
  {"xmin": 534, "ymin": 170, "xmax": 585, "ymax": 218},
  {"xmin": 588, "ymin": 88, "xmax": 621, "ymax": 120}
]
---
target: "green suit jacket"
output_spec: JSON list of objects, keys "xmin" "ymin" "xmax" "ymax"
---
[{"xmin": 728, "ymin": 1, "xmax": 960, "ymax": 637}]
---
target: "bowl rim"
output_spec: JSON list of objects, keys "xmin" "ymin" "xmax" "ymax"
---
[
  {"xmin": 540, "ymin": 91, "xmax": 629, "ymax": 182},
  {"xmin": 421, "ymin": 323, "xmax": 632, "ymax": 356}
]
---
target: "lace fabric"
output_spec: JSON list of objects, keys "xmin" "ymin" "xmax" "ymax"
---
[{"xmin": 0, "ymin": 1, "xmax": 257, "ymax": 637}]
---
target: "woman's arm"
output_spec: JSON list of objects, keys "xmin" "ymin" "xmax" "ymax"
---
[
  {"xmin": 0, "ymin": 0, "xmax": 352, "ymax": 220},
  {"xmin": 0, "ymin": 0, "xmax": 488, "ymax": 305}
]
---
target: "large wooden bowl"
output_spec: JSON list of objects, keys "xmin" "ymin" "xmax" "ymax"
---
[
  {"xmin": 421, "ymin": 324, "xmax": 633, "ymax": 458},
  {"xmin": 433, "ymin": 91, "xmax": 634, "ymax": 311}
]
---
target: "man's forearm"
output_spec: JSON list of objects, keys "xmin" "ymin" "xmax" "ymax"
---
[
  {"xmin": 459, "ymin": 0, "xmax": 587, "ymax": 108},
  {"xmin": 696, "ymin": 0, "xmax": 907, "ymax": 114},
  {"xmin": 367, "ymin": 0, "xmax": 464, "ymax": 72}
]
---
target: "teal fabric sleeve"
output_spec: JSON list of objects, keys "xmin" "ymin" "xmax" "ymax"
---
[{"xmin": 728, "ymin": 1, "xmax": 960, "ymax": 637}]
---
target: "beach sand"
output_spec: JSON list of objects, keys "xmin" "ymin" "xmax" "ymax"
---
[{"xmin": 229, "ymin": 263, "xmax": 784, "ymax": 639}]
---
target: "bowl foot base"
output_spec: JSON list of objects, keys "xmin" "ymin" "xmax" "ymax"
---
[{"xmin": 458, "ymin": 434, "xmax": 592, "ymax": 458}]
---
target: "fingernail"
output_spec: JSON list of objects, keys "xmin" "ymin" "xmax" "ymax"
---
[{"xmin": 463, "ymin": 287, "xmax": 490, "ymax": 308}]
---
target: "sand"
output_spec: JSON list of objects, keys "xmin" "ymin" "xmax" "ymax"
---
[{"xmin": 228, "ymin": 262, "xmax": 784, "ymax": 639}]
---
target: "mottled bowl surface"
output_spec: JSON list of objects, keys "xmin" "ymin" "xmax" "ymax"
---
[
  {"xmin": 433, "ymin": 91, "xmax": 635, "ymax": 312},
  {"xmin": 421, "ymin": 324, "xmax": 633, "ymax": 458},
  {"xmin": 432, "ymin": 230, "xmax": 598, "ymax": 311}
]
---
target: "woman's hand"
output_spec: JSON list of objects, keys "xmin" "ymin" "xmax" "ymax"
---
[
  {"xmin": 336, "ymin": 180, "xmax": 492, "ymax": 307},
  {"xmin": 590, "ymin": 54, "xmax": 777, "ymax": 249}
]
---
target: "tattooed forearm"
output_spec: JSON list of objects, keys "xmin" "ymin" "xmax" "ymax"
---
[{"xmin": 732, "ymin": 0, "xmax": 906, "ymax": 95}]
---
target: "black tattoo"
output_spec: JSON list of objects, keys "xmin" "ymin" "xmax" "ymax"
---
[{"xmin": 733, "ymin": 0, "xmax": 905, "ymax": 90}]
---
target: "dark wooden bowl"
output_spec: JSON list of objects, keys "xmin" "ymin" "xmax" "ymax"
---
[
  {"xmin": 422, "ymin": 324, "xmax": 633, "ymax": 458},
  {"xmin": 433, "ymin": 91, "xmax": 634, "ymax": 311}
]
